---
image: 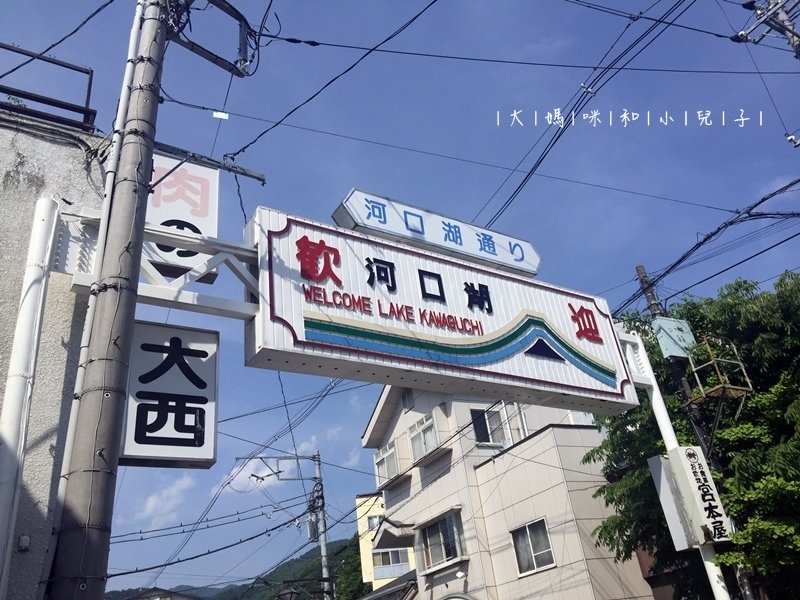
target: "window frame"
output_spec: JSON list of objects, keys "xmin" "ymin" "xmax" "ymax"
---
[
  {"xmin": 415, "ymin": 511, "xmax": 465, "ymax": 574},
  {"xmin": 367, "ymin": 515, "xmax": 382, "ymax": 531},
  {"xmin": 510, "ymin": 517, "xmax": 556, "ymax": 577},
  {"xmin": 372, "ymin": 548, "xmax": 408, "ymax": 567},
  {"xmin": 470, "ymin": 408, "xmax": 508, "ymax": 446},
  {"xmin": 409, "ymin": 412, "xmax": 438, "ymax": 462},
  {"xmin": 374, "ymin": 441, "xmax": 399, "ymax": 484}
]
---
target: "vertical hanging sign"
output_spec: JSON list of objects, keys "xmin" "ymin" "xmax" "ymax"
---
[
  {"xmin": 667, "ymin": 446, "xmax": 732, "ymax": 545},
  {"xmin": 121, "ymin": 321, "xmax": 219, "ymax": 468},
  {"xmin": 143, "ymin": 153, "xmax": 220, "ymax": 280}
]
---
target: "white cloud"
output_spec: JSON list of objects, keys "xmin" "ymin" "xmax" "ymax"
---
[
  {"xmin": 326, "ymin": 426, "xmax": 343, "ymax": 441},
  {"xmin": 135, "ymin": 474, "xmax": 195, "ymax": 529},
  {"xmin": 297, "ymin": 436, "xmax": 318, "ymax": 456},
  {"xmin": 342, "ymin": 448, "xmax": 361, "ymax": 469}
]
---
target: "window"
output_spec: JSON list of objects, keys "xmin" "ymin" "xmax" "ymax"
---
[
  {"xmin": 471, "ymin": 408, "xmax": 507, "ymax": 446},
  {"xmin": 416, "ymin": 512, "xmax": 464, "ymax": 570},
  {"xmin": 375, "ymin": 441, "xmax": 398, "ymax": 482},
  {"xmin": 367, "ymin": 515, "xmax": 382, "ymax": 530},
  {"xmin": 373, "ymin": 549, "xmax": 410, "ymax": 579},
  {"xmin": 373, "ymin": 549, "xmax": 408, "ymax": 567},
  {"xmin": 511, "ymin": 518, "xmax": 555, "ymax": 575},
  {"xmin": 409, "ymin": 413, "xmax": 437, "ymax": 461}
]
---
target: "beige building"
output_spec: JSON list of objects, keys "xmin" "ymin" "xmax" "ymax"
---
[
  {"xmin": 355, "ymin": 492, "xmax": 417, "ymax": 590},
  {"xmin": 357, "ymin": 387, "xmax": 653, "ymax": 600}
]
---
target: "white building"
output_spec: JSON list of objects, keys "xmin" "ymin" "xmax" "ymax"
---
[{"xmin": 358, "ymin": 387, "xmax": 654, "ymax": 600}]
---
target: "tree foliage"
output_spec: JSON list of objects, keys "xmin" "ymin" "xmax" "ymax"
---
[{"xmin": 584, "ymin": 272, "xmax": 800, "ymax": 599}]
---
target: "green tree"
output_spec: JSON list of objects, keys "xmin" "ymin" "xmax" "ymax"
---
[
  {"xmin": 585, "ymin": 272, "xmax": 800, "ymax": 599},
  {"xmin": 333, "ymin": 534, "xmax": 371, "ymax": 600}
]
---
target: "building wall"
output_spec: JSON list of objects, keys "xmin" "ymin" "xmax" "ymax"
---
[
  {"xmin": 0, "ymin": 113, "xmax": 105, "ymax": 599},
  {"xmin": 356, "ymin": 494, "xmax": 384, "ymax": 585},
  {"xmin": 355, "ymin": 493, "xmax": 416, "ymax": 590},
  {"xmin": 474, "ymin": 426, "xmax": 653, "ymax": 600},
  {"xmin": 364, "ymin": 387, "xmax": 651, "ymax": 600},
  {"xmin": 371, "ymin": 392, "xmax": 578, "ymax": 600}
]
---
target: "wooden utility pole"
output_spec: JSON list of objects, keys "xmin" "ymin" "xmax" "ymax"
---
[{"xmin": 49, "ymin": 2, "xmax": 167, "ymax": 597}]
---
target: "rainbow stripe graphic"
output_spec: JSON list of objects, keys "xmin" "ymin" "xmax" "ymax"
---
[{"xmin": 303, "ymin": 311, "xmax": 617, "ymax": 388}]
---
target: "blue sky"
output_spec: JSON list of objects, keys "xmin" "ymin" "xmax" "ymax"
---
[{"xmin": 2, "ymin": 0, "xmax": 799, "ymax": 592}]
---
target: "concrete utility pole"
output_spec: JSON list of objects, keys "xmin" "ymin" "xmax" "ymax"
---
[
  {"xmin": 49, "ymin": 1, "xmax": 168, "ymax": 597},
  {"xmin": 635, "ymin": 266, "xmax": 713, "ymax": 455},
  {"xmin": 314, "ymin": 452, "xmax": 333, "ymax": 600},
  {"xmin": 741, "ymin": 0, "xmax": 800, "ymax": 59},
  {"xmin": 766, "ymin": 0, "xmax": 800, "ymax": 58}
]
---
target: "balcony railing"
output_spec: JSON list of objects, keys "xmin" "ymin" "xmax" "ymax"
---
[{"xmin": 374, "ymin": 563, "xmax": 411, "ymax": 580}]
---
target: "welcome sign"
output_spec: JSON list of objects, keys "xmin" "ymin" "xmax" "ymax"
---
[{"xmin": 246, "ymin": 208, "xmax": 637, "ymax": 415}]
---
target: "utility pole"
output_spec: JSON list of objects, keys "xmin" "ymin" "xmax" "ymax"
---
[
  {"xmin": 636, "ymin": 265, "xmax": 755, "ymax": 600},
  {"xmin": 739, "ymin": 1, "xmax": 800, "ymax": 59},
  {"xmin": 313, "ymin": 451, "xmax": 333, "ymax": 600},
  {"xmin": 49, "ymin": 1, "xmax": 167, "ymax": 597}
]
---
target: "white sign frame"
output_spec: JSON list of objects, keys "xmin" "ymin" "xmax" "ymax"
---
[
  {"xmin": 246, "ymin": 208, "xmax": 637, "ymax": 415},
  {"xmin": 332, "ymin": 189, "xmax": 541, "ymax": 276},
  {"xmin": 121, "ymin": 321, "xmax": 219, "ymax": 468}
]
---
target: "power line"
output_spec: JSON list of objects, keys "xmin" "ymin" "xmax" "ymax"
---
[
  {"xmin": 662, "ymin": 229, "xmax": 800, "ymax": 302},
  {"xmin": 218, "ymin": 431, "xmax": 378, "ymax": 479},
  {"xmin": 601, "ymin": 218, "xmax": 800, "ymax": 301},
  {"xmin": 111, "ymin": 500, "xmax": 309, "ymax": 544},
  {"xmin": 159, "ymin": 90, "xmax": 735, "ymax": 215},
  {"xmin": 106, "ymin": 513, "xmax": 308, "ymax": 579},
  {"xmin": 278, "ymin": 371, "xmax": 308, "ymax": 497},
  {"xmin": 223, "ymin": 0, "xmax": 441, "ymax": 163},
  {"xmin": 143, "ymin": 377, "xmax": 342, "ymax": 586},
  {"xmin": 111, "ymin": 495, "xmax": 308, "ymax": 540},
  {"xmin": 714, "ymin": 0, "xmax": 792, "ymax": 134},
  {"xmin": 261, "ymin": 33, "xmax": 800, "ymax": 75},
  {"xmin": 219, "ymin": 382, "xmax": 374, "ymax": 424},
  {"xmin": 758, "ymin": 265, "xmax": 800, "ymax": 284},
  {"xmin": 0, "ymin": 0, "xmax": 119, "ymax": 80},
  {"xmin": 612, "ymin": 176, "xmax": 800, "ymax": 315},
  {"xmin": 484, "ymin": 0, "xmax": 698, "ymax": 229},
  {"xmin": 560, "ymin": 0, "xmax": 779, "ymax": 45}
]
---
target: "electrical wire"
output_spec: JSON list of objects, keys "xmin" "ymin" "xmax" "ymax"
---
[
  {"xmin": 612, "ymin": 176, "xmax": 800, "ymax": 315},
  {"xmin": 209, "ymin": 73, "xmax": 234, "ymax": 156},
  {"xmin": 143, "ymin": 377, "xmax": 342, "ymax": 586},
  {"xmin": 260, "ymin": 33, "xmax": 800, "ymax": 75},
  {"xmin": 661, "ymin": 229, "xmax": 800, "ymax": 303},
  {"xmin": 107, "ymin": 512, "xmax": 309, "ymax": 579},
  {"xmin": 278, "ymin": 372, "xmax": 308, "ymax": 497},
  {"xmin": 219, "ymin": 382, "xmax": 374, "ymax": 424},
  {"xmin": 111, "ymin": 496, "xmax": 308, "ymax": 540},
  {"xmin": 714, "ymin": 0, "xmax": 792, "ymax": 135},
  {"xmin": 601, "ymin": 218, "xmax": 800, "ymax": 303},
  {"xmin": 758, "ymin": 265, "xmax": 800, "ymax": 285},
  {"xmin": 559, "ymin": 0, "xmax": 785, "ymax": 46},
  {"xmin": 160, "ymin": 88, "xmax": 735, "ymax": 215},
  {"xmin": 111, "ymin": 500, "xmax": 309, "ymax": 544},
  {"xmin": 0, "ymin": 0, "xmax": 119, "ymax": 80},
  {"xmin": 484, "ymin": 0, "xmax": 698, "ymax": 229},
  {"xmin": 223, "ymin": 0, "xmax": 441, "ymax": 162}
]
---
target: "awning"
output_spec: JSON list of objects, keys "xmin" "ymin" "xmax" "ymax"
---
[{"xmin": 373, "ymin": 518, "xmax": 415, "ymax": 549}]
